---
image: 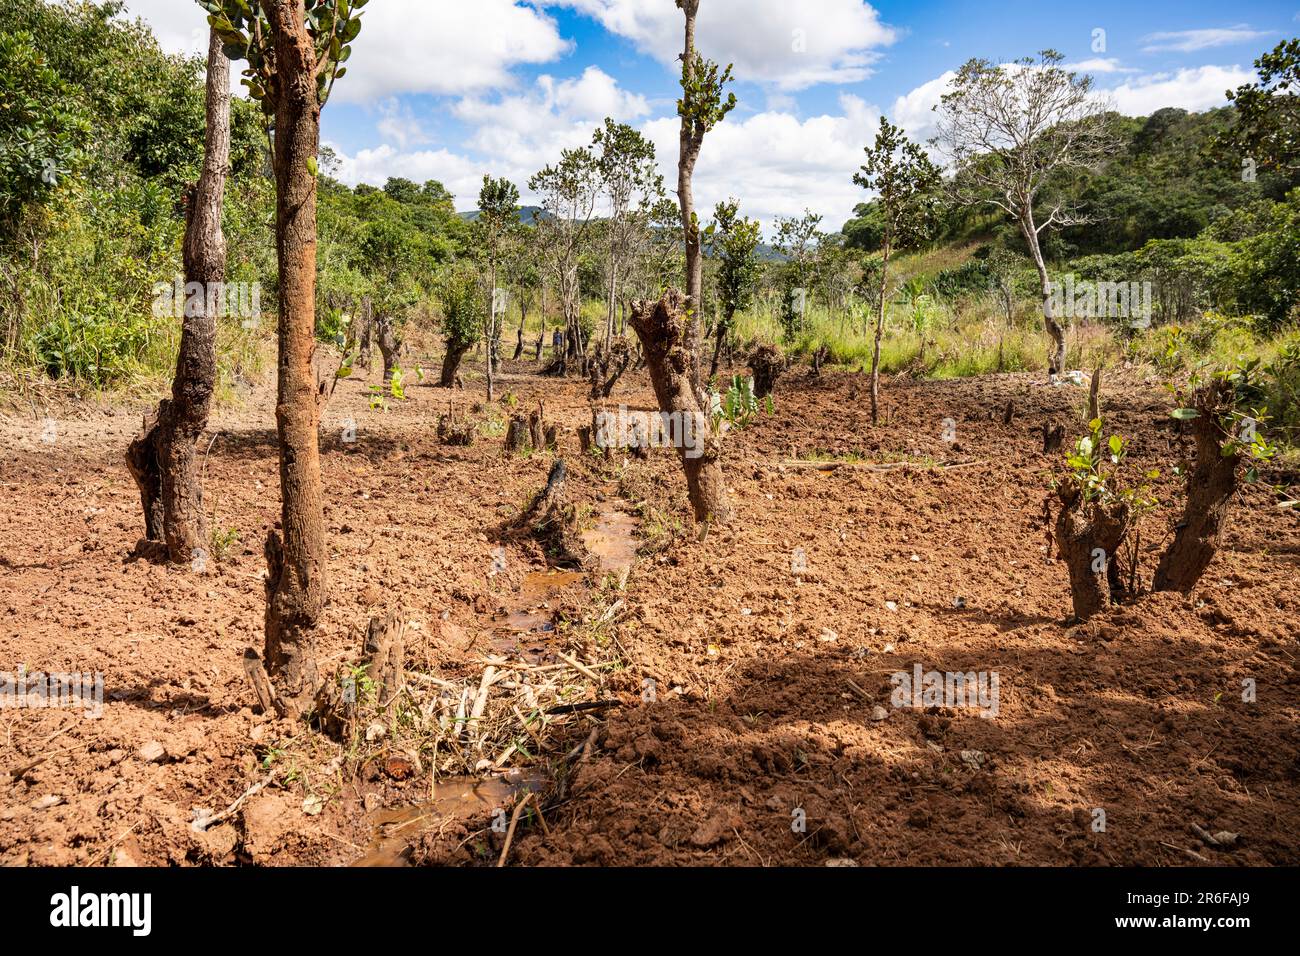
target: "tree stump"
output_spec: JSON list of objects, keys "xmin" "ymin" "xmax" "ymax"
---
[
  {"xmin": 1053, "ymin": 485, "xmax": 1129, "ymax": 620},
  {"xmin": 505, "ymin": 415, "xmax": 531, "ymax": 454},
  {"xmin": 1154, "ymin": 379, "xmax": 1241, "ymax": 593},
  {"xmin": 629, "ymin": 289, "xmax": 730, "ymax": 524},
  {"xmin": 748, "ymin": 344, "xmax": 784, "ymax": 400}
]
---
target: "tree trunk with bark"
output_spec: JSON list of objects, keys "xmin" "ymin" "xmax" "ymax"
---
[
  {"xmin": 869, "ymin": 238, "xmax": 890, "ymax": 425},
  {"xmin": 1022, "ymin": 218, "xmax": 1066, "ymax": 376},
  {"xmin": 440, "ymin": 338, "xmax": 472, "ymax": 387},
  {"xmin": 677, "ymin": 0, "xmax": 705, "ymax": 398},
  {"xmin": 125, "ymin": 30, "xmax": 230, "ymax": 564},
  {"xmin": 630, "ymin": 289, "xmax": 729, "ymax": 525},
  {"xmin": 1154, "ymin": 380, "xmax": 1241, "ymax": 593},
  {"xmin": 262, "ymin": 0, "xmax": 327, "ymax": 718},
  {"xmin": 375, "ymin": 314, "xmax": 400, "ymax": 384},
  {"xmin": 1054, "ymin": 484, "xmax": 1129, "ymax": 620},
  {"xmin": 709, "ymin": 306, "xmax": 735, "ymax": 381}
]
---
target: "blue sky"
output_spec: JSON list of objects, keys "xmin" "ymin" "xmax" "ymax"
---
[{"xmin": 125, "ymin": 1, "xmax": 1300, "ymax": 234}]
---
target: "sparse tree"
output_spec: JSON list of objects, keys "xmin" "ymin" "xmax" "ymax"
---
[
  {"xmin": 853, "ymin": 116, "xmax": 942, "ymax": 424},
  {"xmin": 476, "ymin": 174, "xmax": 519, "ymax": 402},
  {"xmin": 773, "ymin": 209, "xmax": 823, "ymax": 339},
  {"xmin": 531, "ymin": 148, "xmax": 600, "ymax": 375},
  {"xmin": 675, "ymin": 0, "xmax": 736, "ymax": 388},
  {"xmin": 933, "ymin": 51, "xmax": 1121, "ymax": 375},
  {"xmin": 704, "ymin": 199, "xmax": 761, "ymax": 379},
  {"xmin": 593, "ymin": 119, "xmax": 661, "ymax": 355}
]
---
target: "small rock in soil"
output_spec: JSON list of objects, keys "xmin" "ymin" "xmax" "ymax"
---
[
  {"xmin": 138, "ymin": 741, "xmax": 166, "ymax": 764},
  {"xmin": 960, "ymin": 749, "xmax": 986, "ymax": 770},
  {"xmin": 690, "ymin": 807, "xmax": 742, "ymax": 848}
]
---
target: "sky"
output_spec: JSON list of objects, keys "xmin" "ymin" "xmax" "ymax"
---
[{"xmin": 120, "ymin": 1, "xmax": 1300, "ymax": 235}]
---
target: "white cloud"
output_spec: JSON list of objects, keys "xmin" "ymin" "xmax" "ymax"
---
[
  {"xmin": 1105, "ymin": 64, "xmax": 1255, "ymax": 115},
  {"xmin": 1141, "ymin": 26, "xmax": 1271, "ymax": 53},
  {"xmin": 1065, "ymin": 58, "xmax": 1139, "ymax": 75},
  {"xmin": 330, "ymin": 143, "xmax": 487, "ymax": 208},
  {"xmin": 346, "ymin": 67, "xmax": 650, "ymax": 209},
  {"xmin": 641, "ymin": 94, "xmax": 882, "ymax": 232},
  {"xmin": 374, "ymin": 100, "xmax": 431, "ymax": 151},
  {"xmin": 120, "ymin": 0, "xmax": 572, "ymax": 103},
  {"xmin": 550, "ymin": 0, "xmax": 897, "ymax": 91},
  {"xmin": 452, "ymin": 67, "xmax": 650, "ymax": 186},
  {"xmin": 889, "ymin": 70, "xmax": 956, "ymax": 144},
  {"xmin": 117, "ymin": 0, "xmax": 210, "ymax": 56}
]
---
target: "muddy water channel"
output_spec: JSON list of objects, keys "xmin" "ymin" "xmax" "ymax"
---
[{"xmin": 352, "ymin": 505, "xmax": 638, "ymax": 866}]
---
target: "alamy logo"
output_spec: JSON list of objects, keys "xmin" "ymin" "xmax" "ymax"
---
[
  {"xmin": 49, "ymin": 886, "xmax": 151, "ymax": 936},
  {"xmin": 890, "ymin": 663, "xmax": 999, "ymax": 718},
  {"xmin": 1048, "ymin": 274, "xmax": 1152, "ymax": 323},
  {"xmin": 152, "ymin": 277, "xmax": 262, "ymax": 326},
  {"xmin": 0, "ymin": 669, "xmax": 103, "ymax": 718},
  {"xmin": 594, "ymin": 406, "xmax": 706, "ymax": 459}
]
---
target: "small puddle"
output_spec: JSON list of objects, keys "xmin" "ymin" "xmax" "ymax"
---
[
  {"xmin": 491, "ymin": 506, "xmax": 639, "ymax": 659},
  {"xmin": 584, "ymin": 509, "xmax": 638, "ymax": 575},
  {"xmin": 353, "ymin": 771, "xmax": 542, "ymax": 867},
  {"xmin": 355, "ymin": 507, "xmax": 639, "ymax": 865}
]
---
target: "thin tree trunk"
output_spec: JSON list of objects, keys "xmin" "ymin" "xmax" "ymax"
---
[
  {"xmin": 486, "ymin": 262, "xmax": 497, "ymax": 402},
  {"xmin": 709, "ymin": 309, "xmax": 729, "ymax": 381},
  {"xmin": 1022, "ymin": 219, "xmax": 1065, "ymax": 376},
  {"xmin": 869, "ymin": 240, "xmax": 890, "ymax": 426},
  {"xmin": 263, "ymin": 0, "xmax": 327, "ymax": 718},
  {"xmin": 126, "ymin": 30, "xmax": 229, "ymax": 563},
  {"xmin": 677, "ymin": 0, "xmax": 704, "ymax": 397}
]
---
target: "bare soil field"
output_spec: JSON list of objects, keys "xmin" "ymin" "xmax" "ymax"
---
[{"xmin": 2, "ymin": 357, "xmax": 1298, "ymax": 866}]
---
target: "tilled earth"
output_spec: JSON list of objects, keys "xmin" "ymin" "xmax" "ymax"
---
[{"xmin": 1, "ymin": 351, "xmax": 1298, "ymax": 866}]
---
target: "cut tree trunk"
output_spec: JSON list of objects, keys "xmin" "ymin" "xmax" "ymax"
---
[
  {"xmin": 1154, "ymin": 380, "xmax": 1241, "ymax": 593},
  {"xmin": 440, "ymin": 339, "xmax": 471, "ymax": 387},
  {"xmin": 376, "ymin": 314, "xmax": 400, "ymax": 384},
  {"xmin": 263, "ymin": 0, "xmax": 328, "ymax": 718},
  {"xmin": 747, "ymin": 344, "xmax": 783, "ymax": 400},
  {"xmin": 125, "ymin": 30, "xmax": 229, "ymax": 564},
  {"xmin": 504, "ymin": 415, "xmax": 531, "ymax": 454},
  {"xmin": 629, "ymin": 289, "xmax": 729, "ymax": 525},
  {"xmin": 517, "ymin": 459, "xmax": 593, "ymax": 570},
  {"xmin": 588, "ymin": 338, "xmax": 631, "ymax": 399},
  {"xmin": 1054, "ymin": 484, "xmax": 1129, "ymax": 620}
]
